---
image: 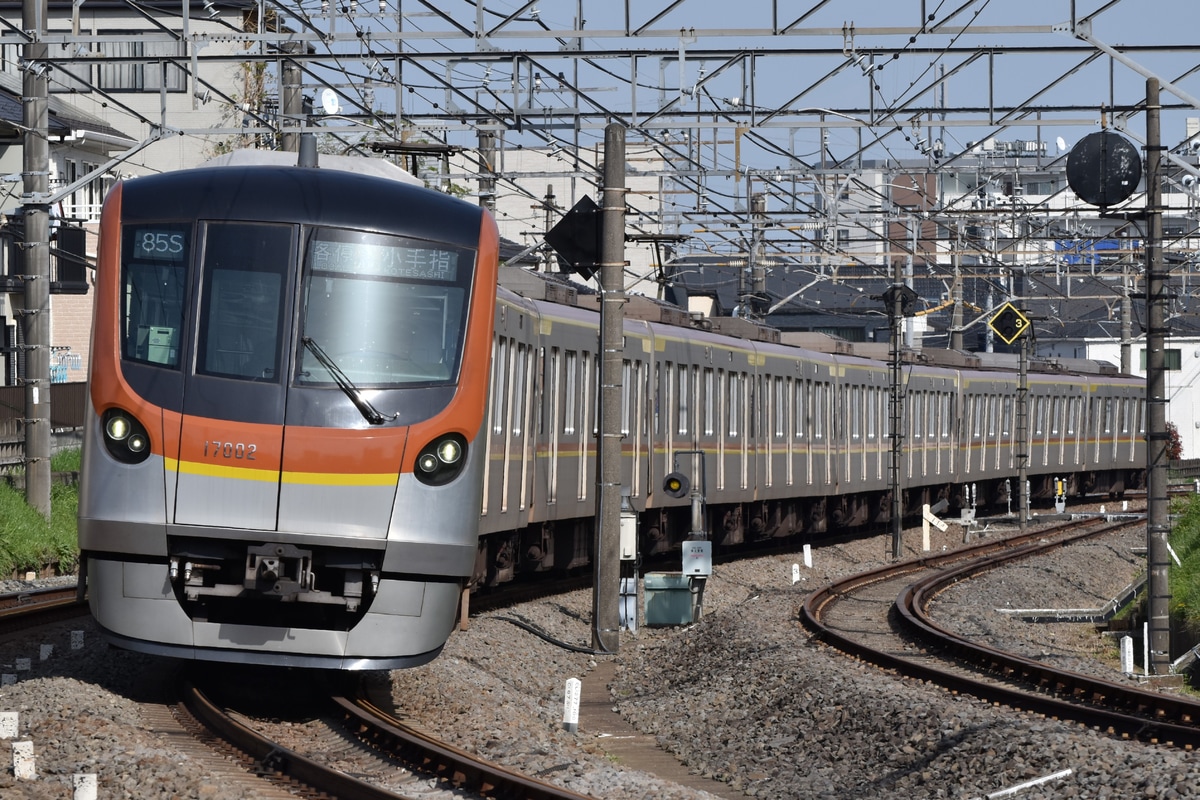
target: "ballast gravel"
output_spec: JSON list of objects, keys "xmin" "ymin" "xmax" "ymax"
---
[{"xmin": 1, "ymin": 512, "xmax": 1198, "ymax": 799}]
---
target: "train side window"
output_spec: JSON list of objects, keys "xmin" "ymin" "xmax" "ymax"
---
[
  {"xmin": 813, "ymin": 382, "xmax": 825, "ymax": 441},
  {"xmin": 197, "ymin": 222, "xmax": 290, "ymax": 382},
  {"xmin": 677, "ymin": 364, "xmax": 689, "ymax": 436},
  {"xmin": 1001, "ymin": 395, "xmax": 1012, "ymax": 438},
  {"xmin": 621, "ymin": 360, "xmax": 633, "ymax": 436},
  {"xmin": 971, "ymin": 395, "xmax": 982, "ymax": 439},
  {"xmin": 121, "ymin": 222, "xmax": 191, "ymax": 370},
  {"xmin": 492, "ymin": 337, "xmax": 508, "ymax": 435},
  {"xmin": 728, "ymin": 371, "xmax": 739, "ymax": 437},
  {"xmin": 795, "ymin": 379, "xmax": 807, "ymax": 440},
  {"xmin": 704, "ymin": 368, "xmax": 715, "ymax": 436},
  {"xmin": 775, "ymin": 377, "xmax": 786, "ymax": 438},
  {"xmin": 564, "ymin": 350, "xmax": 577, "ymax": 436},
  {"xmin": 512, "ymin": 343, "xmax": 527, "ymax": 437},
  {"xmin": 653, "ymin": 362, "xmax": 661, "ymax": 436},
  {"xmin": 590, "ymin": 352, "xmax": 599, "ymax": 436},
  {"xmin": 912, "ymin": 391, "xmax": 923, "ymax": 440}
]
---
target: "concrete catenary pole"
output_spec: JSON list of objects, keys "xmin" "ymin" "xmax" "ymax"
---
[
  {"xmin": 1144, "ymin": 77, "xmax": 1172, "ymax": 676},
  {"xmin": 280, "ymin": 43, "xmax": 303, "ymax": 153},
  {"xmin": 22, "ymin": 0, "xmax": 51, "ymax": 518},
  {"xmin": 889, "ymin": 259, "xmax": 904, "ymax": 559},
  {"xmin": 592, "ymin": 123, "xmax": 626, "ymax": 654}
]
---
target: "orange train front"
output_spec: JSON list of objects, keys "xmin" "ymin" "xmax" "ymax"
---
[{"xmin": 79, "ymin": 149, "xmax": 498, "ymax": 669}]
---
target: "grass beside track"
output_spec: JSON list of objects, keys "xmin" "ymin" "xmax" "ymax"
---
[{"xmin": 0, "ymin": 448, "xmax": 80, "ymax": 578}]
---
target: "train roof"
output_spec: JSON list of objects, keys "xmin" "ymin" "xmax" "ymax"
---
[
  {"xmin": 499, "ymin": 267, "xmax": 1131, "ymax": 379},
  {"xmin": 200, "ymin": 148, "xmax": 424, "ymax": 185}
]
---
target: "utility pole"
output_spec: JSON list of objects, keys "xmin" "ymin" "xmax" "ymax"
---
[
  {"xmin": 477, "ymin": 130, "xmax": 497, "ymax": 213},
  {"xmin": 592, "ymin": 123, "xmax": 626, "ymax": 655},
  {"xmin": 280, "ymin": 43, "xmax": 303, "ymax": 153},
  {"xmin": 1017, "ymin": 334, "xmax": 1029, "ymax": 530},
  {"xmin": 950, "ymin": 243, "xmax": 964, "ymax": 351},
  {"xmin": 1144, "ymin": 77, "xmax": 1172, "ymax": 677},
  {"xmin": 22, "ymin": 0, "xmax": 51, "ymax": 518},
  {"xmin": 885, "ymin": 259, "xmax": 911, "ymax": 560},
  {"xmin": 1120, "ymin": 267, "xmax": 1133, "ymax": 374}
]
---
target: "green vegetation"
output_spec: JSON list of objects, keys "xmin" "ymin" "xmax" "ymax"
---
[
  {"xmin": 0, "ymin": 448, "xmax": 80, "ymax": 577},
  {"xmin": 1170, "ymin": 494, "xmax": 1200, "ymax": 629}
]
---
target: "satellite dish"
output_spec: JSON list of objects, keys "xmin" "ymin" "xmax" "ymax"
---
[
  {"xmin": 320, "ymin": 88, "xmax": 341, "ymax": 115},
  {"xmin": 1056, "ymin": 136, "xmax": 1067, "ymax": 153}
]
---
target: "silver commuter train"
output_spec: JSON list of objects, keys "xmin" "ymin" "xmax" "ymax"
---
[
  {"xmin": 475, "ymin": 268, "xmax": 1145, "ymax": 585},
  {"xmin": 80, "ymin": 149, "xmax": 499, "ymax": 670}
]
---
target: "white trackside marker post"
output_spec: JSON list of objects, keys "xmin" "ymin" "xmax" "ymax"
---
[
  {"xmin": 803, "ymin": 543, "xmax": 812, "ymax": 568},
  {"xmin": 562, "ymin": 678, "xmax": 581, "ymax": 732},
  {"xmin": 1121, "ymin": 636, "xmax": 1134, "ymax": 675},
  {"xmin": 12, "ymin": 739, "xmax": 35, "ymax": 779},
  {"xmin": 791, "ymin": 564, "xmax": 800, "ymax": 585},
  {"xmin": 0, "ymin": 712, "xmax": 16, "ymax": 739},
  {"xmin": 73, "ymin": 773, "xmax": 98, "ymax": 800}
]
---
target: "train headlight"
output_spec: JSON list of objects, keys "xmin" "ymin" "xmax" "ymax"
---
[
  {"xmin": 413, "ymin": 434, "xmax": 467, "ymax": 486},
  {"xmin": 101, "ymin": 409, "xmax": 152, "ymax": 464},
  {"xmin": 435, "ymin": 439, "xmax": 462, "ymax": 465},
  {"xmin": 105, "ymin": 415, "xmax": 130, "ymax": 441}
]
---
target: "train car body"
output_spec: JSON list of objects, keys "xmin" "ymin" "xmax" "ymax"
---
[
  {"xmin": 475, "ymin": 268, "xmax": 1146, "ymax": 587},
  {"xmin": 80, "ymin": 151, "xmax": 498, "ymax": 669},
  {"xmin": 81, "ymin": 155, "xmax": 1144, "ymax": 668}
]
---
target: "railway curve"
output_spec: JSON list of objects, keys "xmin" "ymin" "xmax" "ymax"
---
[{"xmin": 802, "ymin": 516, "xmax": 1200, "ymax": 748}]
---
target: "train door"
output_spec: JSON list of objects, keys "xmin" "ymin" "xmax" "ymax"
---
[
  {"xmin": 173, "ymin": 221, "xmax": 293, "ymax": 530},
  {"xmin": 964, "ymin": 393, "xmax": 974, "ymax": 474},
  {"xmin": 623, "ymin": 359, "xmax": 641, "ymax": 500},
  {"xmin": 800, "ymin": 378, "xmax": 812, "ymax": 485},
  {"xmin": 1075, "ymin": 395, "xmax": 1084, "ymax": 465},
  {"xmin": 545, "ymin": 346, "xmax": 561, "ymax": 505},
  {"xmin": 785, "ymin": 376, "xmax": 795, "ymax": 487},
  {"xmin": 481, "ymin": 334, "xmax": 502, "ymax": 518},
  {"xmin": 499, "ymin": 338, "xmax": 516, "ymax": 513},
  {"xmin": 816, "ymin": 379, "xmax": 831, "ymax": 486},
  {"xmin": 764, "ymin": 372, "xmax": 774, "ymax": 488},
  {"xmin": 716, "ymin": 368, "xmax": 727, "ymax": 492},
  {"xmin": 910, "ymin": 390, "xmax": 922, "ymax": 478},
  {"xmin": 737, "ymin": 372, "xmax": 750, "ymax": 490},
  {"xmin": 849, "ymin": 382, "xmax": 864, "ymax": 482},
  {"xmin": 514, "ymin": 341, "xmax": 534, "ymax": 512}
]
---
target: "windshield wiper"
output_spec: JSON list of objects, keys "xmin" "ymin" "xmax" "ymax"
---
[{"xmin": 301, "ymin": 337, "xmax": 392, "ymax": 425}]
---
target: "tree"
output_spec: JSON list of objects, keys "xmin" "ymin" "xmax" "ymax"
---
[{"xmin": 1166, "ymin": 420, "xmax": 1184, "ymax": 461}]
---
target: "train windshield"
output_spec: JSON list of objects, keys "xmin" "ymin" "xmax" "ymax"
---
[
  {"xmin": 296, "ymin": 227, "xmax": 474, "ymax": 389},
  {"xmin": 120, "ymin": 223, "xmax": 191, "ymax": 369}
]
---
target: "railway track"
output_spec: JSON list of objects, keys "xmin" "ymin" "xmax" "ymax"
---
[
  {"xmin": 0, "ymin": 589, "xmax": 594, "ymax": 799},
  {"xmin": 179, "ymin": 669, "xmax": 596, "ymax": 800},
  {"xmin": 802, "ymin": 515, "xmax": 1200, "ymax": 749}
]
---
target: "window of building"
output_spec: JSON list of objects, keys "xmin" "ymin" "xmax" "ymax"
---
[{"xmin": 1140, "ymin": 348, "xmax": 1181, "ymax": 370}]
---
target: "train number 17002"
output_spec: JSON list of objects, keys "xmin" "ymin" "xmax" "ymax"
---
[{"xmin": 203, "ymin": 441, "xmax": 257, "ymax": 460}]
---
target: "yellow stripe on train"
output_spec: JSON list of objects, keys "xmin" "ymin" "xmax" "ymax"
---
[{"xmin": 167, "ymin": 458, "xmax": 398, "ymax": 487}]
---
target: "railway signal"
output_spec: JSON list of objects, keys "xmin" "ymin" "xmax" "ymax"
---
[
  {"xmin": 988, "ymin": 302, "xmax": 1030, "ymax": 345},
  {"xmin": 662, "ymin": 471, "xmax": 690, "ymax": 498}
]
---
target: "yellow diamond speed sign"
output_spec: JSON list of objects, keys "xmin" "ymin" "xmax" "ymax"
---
[{"xmin": 988, "ymin": 302, "xmax": 1030, "ymax": 345}]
